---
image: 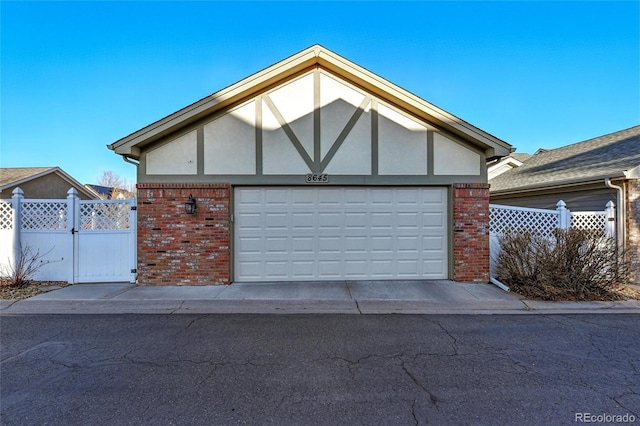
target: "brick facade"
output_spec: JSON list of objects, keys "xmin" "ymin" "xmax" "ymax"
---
[
  {"xmin": 452, "ymin": 183, "xmax": 490, "ymax": 282},
  {"xmin": 136, "ymin": 182, "xmax": 491, "ymax": 285},
  {"xmin": 137, "ymin": 183, "xmax": 230, "ymax": 285},
  {"xmin": 626, "ymin": 180, "xmax": 640, "ymax": 284}
]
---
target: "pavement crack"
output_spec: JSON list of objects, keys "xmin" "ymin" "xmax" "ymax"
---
[
  {"xmin": 411, "ymin": 399, "xmax": 419, "ymax": 425},
  {"xmin": 613, "ymin": 393, "xmax": 640, "ymax": 417},
  {"xmin": 423, "ymin": 318, "xmax": 459, "ymax": 355},
  {"xmin": 170, "ymin": 301, "xmax": 185, "ymax": 314},
  {"xmin": 184, "ymin": 315, "xmax": 207, "ymax": 330},
  {"xmin": 399, "ymin": 360, "xmax": 440, "ymax": 410}
]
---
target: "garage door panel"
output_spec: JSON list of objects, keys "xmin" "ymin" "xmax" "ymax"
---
[
  {"xmin": 397, "ymin": 260, "xmax": 419, "ymax": 276},
  {"xmin": 292, "ymin": 237, "xmax": 314, "ymax": 253},
  {"xmin": 371, "ymin": 236, "xmax": 393, "ymax": 252},
  {"xmin": 265, "ymin": 237, "xmax": 287, "ymax": 254},
  {"xmin": 345, "ymin": 190, "xmax": 368, "ymax": 205},
  {"xmin": 423, "ymin": 260, "xmax": 445, "ymax": 275},
  {"xmin": 265, "ymin": 261, "xmax": 288, "ymax": 279},
  {"xmin": 234, "ymin": 187, "xmax": 447, "ymax": 281},
  {"xmin": 318, "ymin": 260, "xmax": 341, "ymax": 278},
  {"xmin": 345, "ymin": 261, "xmax": 368, "ymax": 277},
  {"xmin": 318, "ymin": 212, "xmax": 341, "ymax": 229},
  {"xmin": 319, "ymin": 237, "xmax": 341, "ymax": 253},
  {"xmin": 423, "ymin": 236, "xmax": 445, "ymax": 251},
  {"xmin": 265, "ymin": 189, "xmax": 289, "ymax": 205},
  {"xmin": 265, "ymin": 213, "xmax": 288, "ymax": 229},
  {"xmin": 292, "ymin": 261, "xmax": 315, "ymax": 278}
]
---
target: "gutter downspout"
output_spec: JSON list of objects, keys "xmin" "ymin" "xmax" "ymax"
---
[
  {"xmin": 605, "ymin": 177, "xmax": 625, "ymax": 251},
  {"xmin": 490, "ymin": 276, "xmax": 510, "ymax": 292},
  {"xmin": 122, "ymin": 155, "xmax": 140, "ymax": 166}
]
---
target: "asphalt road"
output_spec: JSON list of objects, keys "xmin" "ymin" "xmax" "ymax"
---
[{"xmin": 1, "ymin": 314, "xmax": 639, "ymax": 425}]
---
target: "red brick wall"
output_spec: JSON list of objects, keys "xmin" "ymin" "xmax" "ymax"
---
[
  {"xmin": 452, "ymin": 183, "xmax": 490, "ymax": 282},
  {"xmin": 137, "ymin": 183, "xmax": 230, "ymax": 286},
  {"xmin": 626, "ymin": 180, "xmax": 640, "ymax": 284}
]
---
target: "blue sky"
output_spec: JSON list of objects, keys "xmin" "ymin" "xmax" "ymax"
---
[{"xmin": 2, "ymin": 1, "xmax": 638, "ymax": 186}]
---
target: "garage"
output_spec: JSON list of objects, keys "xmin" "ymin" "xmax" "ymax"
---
[
  {"xmin": 109, "ymin": 45, "xmax": 512, "ymax": 285},
  {"xmin": 234, "ymin": 187, "xmax": 447, "ymax": 281}
]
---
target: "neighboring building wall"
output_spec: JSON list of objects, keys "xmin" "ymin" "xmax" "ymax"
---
[
  {"xmin": 137, "ymin": 183, "xmax": 230, "ymax": 285},
  {"xmin": 626, "ymin": 179, "xmax": 640, "ymax": 284},
  {"xmin": 453, "ymin": 183, "xmax": 490, "ymax": 282}
]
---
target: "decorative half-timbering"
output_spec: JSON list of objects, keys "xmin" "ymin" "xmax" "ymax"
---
[{"xmin": 109, "ymin": 45, "xmax": 512, "ymax": 285}]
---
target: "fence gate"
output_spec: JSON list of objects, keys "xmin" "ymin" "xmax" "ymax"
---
[
  {"xmin": 74, "ymin": 198, "xmax": 136, "ymax": 283},
  {"xmin": 1, "ymin": 187, "xmax": 136, "ymax": 284}
]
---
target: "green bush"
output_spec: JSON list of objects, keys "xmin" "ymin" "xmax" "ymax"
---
[{"xmin": 496, "ymin": 228, "xmax": 629, "ymax": 300}]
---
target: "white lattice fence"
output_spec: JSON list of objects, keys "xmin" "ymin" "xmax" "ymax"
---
[
  {"xmin": 21, "ymin": 200, "xmax": 68, "ymax": 230},
  {"xmin": 571, "ymin": 211, "xmax": 608, "ymax": 232},
  {"xmin": 0, "ymin": 201, "xmax": 13, "ymax": 273},
  {"xmin": 0, "ymin": 201, "xmax": 12, "ymax": 230},
  {"xmin": 490, "ymin": 205, "xmax": 559, "ymax": 239},
  {"xmin": 80, "ymin": 201, "xmax": 132, "ymax": 231}
]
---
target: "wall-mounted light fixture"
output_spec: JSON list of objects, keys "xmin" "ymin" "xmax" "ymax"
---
[{"xmin": 185, "ymin": 194, "xmax": 197, "ymax": 214}]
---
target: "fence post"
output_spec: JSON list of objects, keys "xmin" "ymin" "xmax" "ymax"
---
[
  {"xmin": 67, "ymin": 188, "xmax": 80, "ymax": 284},
  {"xmin": 11, "ymin": 187, "xmax": 24, "ymax": 269},
  {"xmin": 605, "ymin": 201, "xmax": 616, "ymax": 239},
  {"xmin": 556, "ymin": 200, "xmax": 570, "ymax": 230}
]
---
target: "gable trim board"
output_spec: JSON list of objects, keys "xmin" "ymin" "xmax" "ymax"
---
[{"xmin": 111, "ymin": 46, "xmax": 508, "ymax": 285}]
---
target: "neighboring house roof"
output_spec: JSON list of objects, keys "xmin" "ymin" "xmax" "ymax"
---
[
  {"xmin": 0, "ymin": 167, "xmax": 53, "ymax": 188},
  {"xmin": 510, "ymin": 153, "xmax": 532, "ymax": 163},
  {"xmin": 490, "ymin": 125, "xmax": 640, "ymax": 194},
  {"xmin": 0, "ymin": 167, "xmax": 100, "ymax": 199},
  {"xmin": 487, "ymin": 152, "xmax": 531, "ymax": 180},
  {"xmin": 109, "ymin": 44, "xmax": 513, "ymax": 160},
  {"xmin": 86, "ymin": 184, "xmax": 114, "ymax": 199}
]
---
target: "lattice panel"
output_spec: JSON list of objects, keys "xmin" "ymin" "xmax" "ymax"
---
[
  {"xmin": 21, "ymin": 201, "xmax": 67, "ymax": 230},
  {"xmin": 0, "ymin": 202, "xmax": 13, "ymax": 230},
  {"xmin": 571, "ymin": 212, "xmax": 607, "ymax": 232},
  {"xmin": 490, "ymin": 206, "xmax": 559, "ymax": 238},
  {"xmin": 80, "ymin": 202, "xmax": 131, "ymax": 230}
]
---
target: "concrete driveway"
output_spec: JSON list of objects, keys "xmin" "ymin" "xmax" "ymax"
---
[{"xmin": 2, "ymin": 280, "xmax": 640, "ymax": 315}]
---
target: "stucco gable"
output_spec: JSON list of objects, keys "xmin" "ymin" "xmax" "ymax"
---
[{"xmin": 108, "ymin": 45, "xmax": 512, "ymax": 160}]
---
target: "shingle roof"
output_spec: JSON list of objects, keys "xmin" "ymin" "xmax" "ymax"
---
[
  {"xmin": 0, "ymin": 167, "xmax": 55, "ymax": 188},
  {"xmin": 510, "ymin": 153, "xmax": 532, "ymax": 163},
  {"xmin": 490, "ymin": 125, "xmax": 640, "ymax": 193}
]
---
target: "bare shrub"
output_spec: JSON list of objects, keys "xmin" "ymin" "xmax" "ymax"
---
[
  {"xmin": 496, "ymin": 229, "xmax": 629, "ymax": 300},
  {"xmin": 1, "ymin": 245, "xmax": 56, "ymax": 288}
]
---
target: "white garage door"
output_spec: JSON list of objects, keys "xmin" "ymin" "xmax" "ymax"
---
[{"xmin": 234, "ymin": 187, "xmax": 448, "ymax": 281}]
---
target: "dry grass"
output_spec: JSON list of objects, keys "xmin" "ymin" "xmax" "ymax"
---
[
  {"xmin": 496, "ymin": 229, "xmax": 638, "ymax": 301},
  {"xmin": 0, "ymin": 279, "xmax": 68, "ymax": 300}
]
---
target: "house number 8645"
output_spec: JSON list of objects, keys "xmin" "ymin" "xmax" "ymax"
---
[{"xmin": 305, "ymin": 173, "xmax": 329, "ymax": 183}]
